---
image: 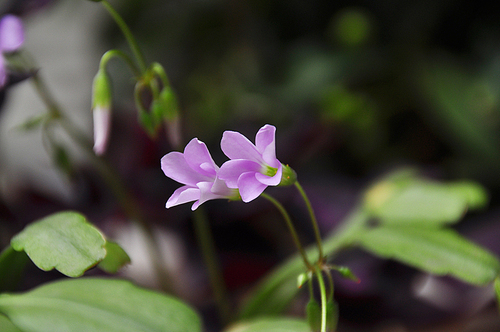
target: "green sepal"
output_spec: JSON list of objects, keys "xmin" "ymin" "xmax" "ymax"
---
[
  {"xmin": 279, "ymin": 164, "xmax": 297, "ymax": 187},
  {"xmin": 92, "ymin": 68, "xmax": 112, "ymax": 109}
]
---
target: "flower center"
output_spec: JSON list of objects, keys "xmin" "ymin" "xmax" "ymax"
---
[{"xmin": 262, "ymin": 165, "xmax": 278, "ymax": 177}]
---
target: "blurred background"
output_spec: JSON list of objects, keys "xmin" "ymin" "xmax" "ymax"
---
[{"xmin": 1, "ymin": 0, "xmax": 500, "ymax": 331}]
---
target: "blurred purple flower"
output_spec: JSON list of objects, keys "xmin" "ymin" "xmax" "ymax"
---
[
  {"xmin": 0, "ymin": 14, "xmax": 24, "ymax": 88},
  {"xmin": 161, "ymin": 138, "xmax": 238, "ymax": 210},
  {"xmin": 219, "ymin": 124, "xmax": 283, "ymax": 202}
]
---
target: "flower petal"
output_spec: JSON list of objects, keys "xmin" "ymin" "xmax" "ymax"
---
[
  {"xmin": 161, "ymin": 151, "xmax": 211, "ymax": 186},
  {"xmin": 218, "ymin": 159, "xmax": 261, "ymax": 188},
  {"xmin": 196, "ymin": 181, "xmax": 227, "ymax": 209},
  {"xmin": 255, "ymin": 163, "xmax": 283, "ymax": 186},
  {"xmin": 183, "ymin": 138, "xmax": 218, "ymax": 178},
  {"xmin": 221, "ymin": 130, "xmax": 264, "ymax": 164},
  {"xmin": 255, "ymin": 124, "xmax": 276, "ymax": 155},
  {"xmin": 237, "ymin": 172, "xmax": 268, "ymax": 202},
  {"xmin": 166, "ymin": 186, "xmax": 200, "ymax": 209},
  {"xmin": 0, "ymin": 15, "xmax": 24, "ymax": 52}
]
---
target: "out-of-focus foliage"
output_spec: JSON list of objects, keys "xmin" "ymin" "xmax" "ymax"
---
[{"xmin": 0, "ymin": 278, "xmax": 202, "ymax": 332}]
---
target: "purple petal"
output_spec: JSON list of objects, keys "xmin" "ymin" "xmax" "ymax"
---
[
  {"xmin": 196, "ymin": 181, "xmax": 227, "ymax": 209},
  {"xmin": 221, "ymin": 130, "xmax": 264, "ymax": 164},
  {"xmin": 218, "ymin": 159, "xmax": 261, "ymax": 188},
  {"xmin": 255, "ymin": 124, "xmax": 276, "ymax": 155},
  {"xmin": 161, "ymin": 151, "xmax": 212, "ymax": 186},
  {"xmin": 237, "ymin": 172, "xmax": 268, "ymax": 202},
  {"xmin": 166, "ymin": 186, "xmax": 200, "ymax": 208},
  {"xmin": 183, "ymin": 138, "xmax": 218, "ymax": 178},
  {"xmin": 0, "ymin": 15, "xmax": 24, "ymax": 52},
  {"xmin": 255, "ymin": 163, "xmax": 283, "ymax": 186},
  {"xmin": 211, "ymin": 177, "xmax": 234, "ymax": 196}
]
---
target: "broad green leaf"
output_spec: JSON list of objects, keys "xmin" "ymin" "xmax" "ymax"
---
[
  {"xmin": 364, "ymin": 175, "xmax": 488, "ymax": 226},
  {"xmin": 98, "ymin": 241, "xmax": 131, "ymax": 274},
  {"xmin": 10, "ymin": 211, "xmax": 106, "ymax": 277},
  {"xmin": 0, "ymin": 314, "xmax": 22, "ymax": 332},
  {"xmin": 357, "ymin": 225, "xmax": 500, "ymax": 285},
  {"xmin": 0, "ymin": 246, "xmax": 30, "ymax": 292},
  {"xmin": 0, "ymin": 277, "xmax": 201, "ymax": 332},
  {"xmin": 225, "ymin": 317, "xmax": 309, "ymax": 332}
]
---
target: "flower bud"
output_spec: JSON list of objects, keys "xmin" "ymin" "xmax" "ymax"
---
[
  {"xmin": 326, "ymin": 299, "xmax": 339, "ymax": 332},
  {"xmin": 278, "ymin": 164, "xmax": 297, "ymax": 186},
  {"xmin": 306, "ymin": 298, "xmax": 321, "ymax": 332},
  {"xmin": 91, "ymin": 68, "xmax": 112, "ymax": 155}
]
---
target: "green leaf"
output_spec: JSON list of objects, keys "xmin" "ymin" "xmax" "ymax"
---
[
  {"xmin": 10, "ymin": 211, "xmax": 107, "ymax": 277},
  {"xmin": 98, "ymin": 241, "xmax": 131, "ymax": 274},
  {"xmin": 0, "ymin": 246, "xmax": 30, "ymax": 292},
  {"xmin": 225, "ymin": 317, "xmax": 310, "ymax": 332},
  {"xmin": 0, "ymin": 277, "xmax": 202, "ymax": 332},
  {"xmin": 0, "ymin": 314, "xmax": 22, "ymax": 332},
  {"xmin": 364, "ymin": 174, "xmax": 488, "ymax": 226},
  {"xmin": 357, "ymin": 225, "xmax": 500, "ymax": 285}
]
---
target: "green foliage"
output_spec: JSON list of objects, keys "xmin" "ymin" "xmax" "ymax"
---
[
  {"xmin": 0, "ymin": 278, "xmax": 202, "ymax": 332},
  {"xmin": 364, "ymin": 172, "xmax": 488, "ymax": 226},
  {"xmin": 0, "ymin": 247, "xmax": 30, "ymax": 293},
  {"xmin": 10, "ymin": 211, "xmax": 107, "ymax": 277},
  {"xmin": 97, "ymin": 241, "xmax": 131, "ymax": 274},
  {"xmin": 239, "ymin": 172, "xmax": 500, "ymax": 318},
  {"xmin": 0, "ymin": 315, "xmax": 22, "ymax": 332},
  {"xmin": 357, "ymin": 225, "xmax": 500, "ymax": 285},
  {"xmin": 225, "ymin": 317, "xmax": 310, "ymax": 332}
]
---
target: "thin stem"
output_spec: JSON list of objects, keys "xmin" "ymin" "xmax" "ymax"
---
[
  {"xmin": 192, "ymin": 208, "xmax": 232, "ymax": 325},
  {"xmin": 100, "ymin": 49, "xmax": 141, "ymax": 78},
  {"xmin": 315, "ymin": 270, "xmax": 328, "ymax": 332},
  {"xmin": 261, "ymin": 193, "xmax": 314, "ymax": 270},
  {"xmin": 100, "ymin": 0, "xmax": 147, "ymax": 73},
  {"xmin": 295, "ymin": 181, "xmax": 324, "ymax": 262}
]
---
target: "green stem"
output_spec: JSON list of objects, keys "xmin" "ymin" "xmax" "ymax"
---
[
  {"xmin": 261, "ymin": 193, "xmax": 314, "ymax": 271},
  {"xmin": 315, "ymin": 270, "xmax": 328, "ymax": 332},
  {"xmin": 100, "ymin": 49, "xmax": 141, "ymax": 78},
  {"xmin": 192, "ymin": 208, "xmax": 232, "ymax": 325},
  {"xmin": 100, "ymin": 0, "xmax": 147, "ymax": 73},
  {"xmin": 295, "ymin": 181, "xmax": 324, "ymax": 262}
]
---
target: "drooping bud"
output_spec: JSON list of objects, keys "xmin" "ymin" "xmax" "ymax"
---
[
  {"xmin": 306, "ymin": 298, "xmax": 322, "ymax": 332},
  {"xmin": 326, "ymin": 299, "xmax": 339, "ymax": 332},
  {"xmin": 91, "ymin": 68, "xmax": 113, "ymax": 155},
  {"xmin": 278, "ymin": 164, "xmax": 297, "ymax": 186}
]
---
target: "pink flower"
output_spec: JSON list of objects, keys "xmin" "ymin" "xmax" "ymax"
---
[
  {"xmin": 219, "ymin": 124, "xmax": 283, "ymax": 202},
  {"xmin": 161, "ymin": 138, "xmax": 237, "ymax": 210},
  {"xmin": 0, "ymin": 15, "xmax": 24, "ymax": 88}
]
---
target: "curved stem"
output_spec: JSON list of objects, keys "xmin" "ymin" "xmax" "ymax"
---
[
  {"xmin": 100, "ymin": 0, "xmax": 147, "ymax": 73},
  {"xmin": 100, "ymin": 49, "xmax": 141, "ymax": 78},
  {"xmin": 315, "ymin": 269, "xmax": 327, "ymax": 332},
  {"xmin": 295, "ymin": 181, "xmax": 324, "ymax": 262},
  {"xmin": 261, "ymin": 193, "xmax": 313, "ymax": 271}
]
